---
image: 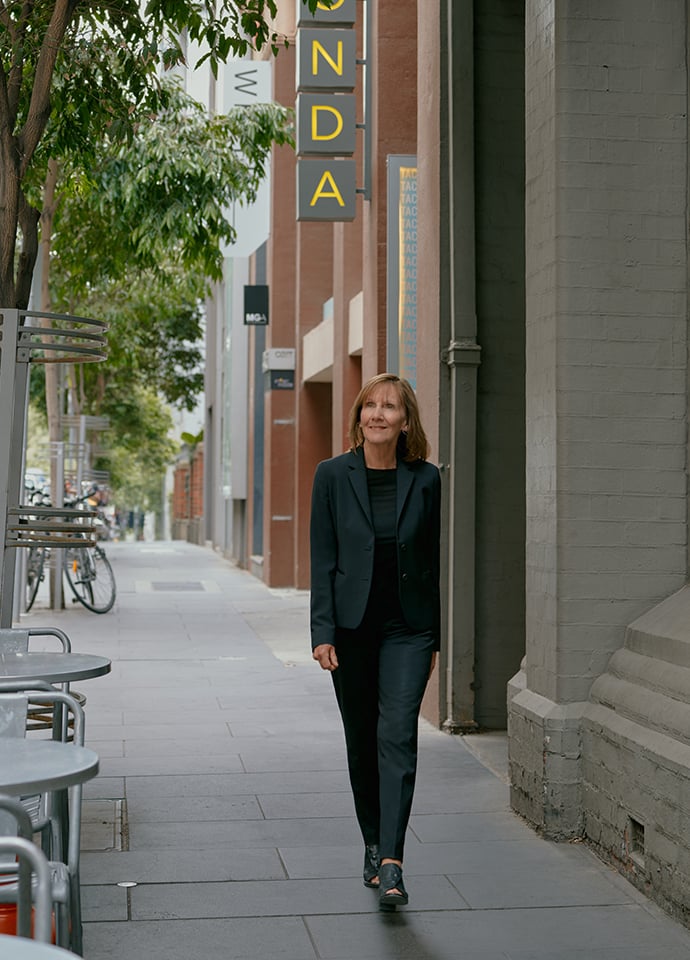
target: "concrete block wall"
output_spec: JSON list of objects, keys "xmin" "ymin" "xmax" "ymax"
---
[
  {"xmin": 583, "ymin": 588, "xmax": 690, "ymax": 924},
  {"xmin": 511, "ymin": 0, "xmax": 689, "ymax": 839}
]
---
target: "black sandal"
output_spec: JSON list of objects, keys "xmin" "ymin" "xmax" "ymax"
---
[
  {"xmin": 379, "ymin": 862, "xmax": 408, "ymax": 908},
  {"xmin": 363, "ymin": 843, "xmax": 380, "ymax": 888}
]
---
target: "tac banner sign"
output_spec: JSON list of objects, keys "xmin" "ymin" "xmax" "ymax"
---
[{"xmin": 295, "ymin": 0, "xmax": 357, "ymax": 222}]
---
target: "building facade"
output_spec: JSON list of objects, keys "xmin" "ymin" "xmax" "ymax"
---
[{"xmin": 203, "ymin": 0, "xmax": 690, "ymax": 926}]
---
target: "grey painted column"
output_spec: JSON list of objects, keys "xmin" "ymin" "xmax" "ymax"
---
[{"xmin": 438, "ymin": 0, "xmax": 481, "ymax": 732}]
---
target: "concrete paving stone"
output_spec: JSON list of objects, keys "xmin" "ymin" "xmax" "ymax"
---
[
  {"xmin": 82, "ymin": 916, "xmax": 318, "ymax": 960},
  {"xmin": 123, "ymin": 770, "xmax": 351, "ymax": 799},
  {"xmin": 411, "ymin": 779, "xmax": 510, "ymax": 814},
  {"xmin": 127, "ymin": 816, "xmax": 361, "ymax": 850},
  {"xmin": 83, "ymin": 777, "xmax": 125, "ymax": 800},
  {"xmin": 98, "ymin": 754, "xmax": 246, "ymax": 777},
  {"xmin": 278, "ymin": 837, "xmax": 589, "ymax": 881},
  {"xmin": 447, "ymin": 865, "xmax": 633, "ymax": 909},
  {"xmin": 235, "ymin": 744, "xmax": 348, "ymax": 774},
  {"xmin": 86, "ymin": 721, "xmax": 235, "ymax": 741},
  {"xmin": 215, "ymin": 696, "xmax": 336, "ymax": 714},
  {"xmin": 127, "ymin": 795, "xmax": 263, "ymax": 822},
  {"xmin": 408, "ymin": 811, "xmax": 538, "ymax": 844},
  {"xmin": 81, "ymin": 884, "xmax": 129, "ymax": 922},
  {"xmin": 305, "ymin": 904, "xmax": 690, "ymax": 960},
  {"xmin": 258, "ymin": 792, "xmax": 356, "ymax": 820},
  {"xmin": 88, "ymin": 740, "xmax": 125, "ymax": 758},
  {"xmin": 82, "ymin": 708, "xmax": 124, "ymax": 724},
  {"xmin": 122, "ymin": 736, "xmax": 237, "ymax": 758},
  {"xmin": 398, "ymin": 838, "xmax": 628, "ymax": 878},
  {"xmin": 277, "ymin": 843, "xmax": 381, "ymax": 881},
  {"xmin": 226, "ymin": 721, "xmax": 342, "ymax": 739},
  {"xmin": 81, "ymin": 847, "xmax": 286, "ymax": 884},
  {"xmin": 129, "ymin": 875, "xmax": 466, "ymax": 921}
]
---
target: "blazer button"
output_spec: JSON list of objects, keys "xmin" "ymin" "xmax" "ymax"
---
[{"xmin": 401, "ymin": 573, "xmax": 408, "ymax": 582}]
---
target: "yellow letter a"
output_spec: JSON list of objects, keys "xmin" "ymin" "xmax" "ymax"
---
[{"xmin": 310, "ymin": 170, "xmax": 345, "ymax": 207}]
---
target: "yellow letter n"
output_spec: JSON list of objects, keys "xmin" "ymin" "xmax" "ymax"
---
[{"xmin": 312, "ymin": 40, "xmax": 343, "ymax": 77}]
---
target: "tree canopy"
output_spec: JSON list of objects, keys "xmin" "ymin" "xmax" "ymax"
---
[{"xmin": 0, "ymin": 0, "xmax": 323, "ymax": 306}]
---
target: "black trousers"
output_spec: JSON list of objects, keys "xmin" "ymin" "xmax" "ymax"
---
[{"xmin": 331, "ymin": 615, "xmax": 435, "ymax": 861}]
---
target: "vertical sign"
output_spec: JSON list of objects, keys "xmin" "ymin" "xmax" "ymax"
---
[
  {"xmin": 386, "ymin": 156, "xmax": 418, "ymax": 387},
  {"xmin": 295, "ymin": 0, "xmax": 357, "ymax": 221},
  {"xmin": 244, "ymin": 285, "xmax": 269, "ymax": 326}
]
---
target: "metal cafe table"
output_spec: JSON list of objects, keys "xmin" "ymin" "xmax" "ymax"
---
[
  {"xmin": 0, "ymin": 739, "xmax": 99, "ymax": 796},
  {"xmin": 0, "ymin": 651, "xmax": 111, "ymax": 687},
  {"xmin": 0, "ymin": 932, "xmax": 83, "ymax": 957}
]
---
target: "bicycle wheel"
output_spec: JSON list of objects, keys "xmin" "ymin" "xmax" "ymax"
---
[
  {"xmin": 25, "ymin": 545, "xmax": 46, "ymax": 612},
  {"xmin": 63, "ymin": 546, "xmax": 94, "ymax": 609},
  {"xmin": 64, "ymin": 545, "xmax": 116, "ymax": 614}
]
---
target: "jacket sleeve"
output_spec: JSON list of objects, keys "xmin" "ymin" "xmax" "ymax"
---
[{"xmin": 309, "ymin": 461, "xmax": 338, "ymax": 650}]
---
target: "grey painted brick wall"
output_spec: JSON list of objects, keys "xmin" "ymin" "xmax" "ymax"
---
[
  {"xmin": 511, "ymin": 0, "xmax": 689, "ymax": 862},
  {"xmin": 525, "ymin": 0, "xmax": 688, "ymax": 706}
]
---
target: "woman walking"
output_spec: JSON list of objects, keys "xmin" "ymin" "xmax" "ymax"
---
[{"xmin": 310, "ymin": 373, "xmax": 441, "ymax": 909}]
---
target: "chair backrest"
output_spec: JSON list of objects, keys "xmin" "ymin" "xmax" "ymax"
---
[
  {"xmin": 0, "ymin": 694, "xmax": 26, "ymax": 738},
  {"xmin": 0, "ymin": 689, "xmax": 84, "ymax": 746},
  {"xmin": 0, "ymin": 628, "xmax": 29, "ymax": 653},
  {"xmin": 0, "ymin": 626, "xmax": 70, "ymax": 653}
]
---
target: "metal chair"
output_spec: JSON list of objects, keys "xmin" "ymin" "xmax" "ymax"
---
[
  {"xmin": 0, "ymin": 797, "xmax": 53, "ymax": 943},
  {"xmin": 0, "ymin": 690, "xmax": 87, "ymax": 954},
  {"xmin": 0, "ymin": 627, "xmax": 72, "ymax": 655}
]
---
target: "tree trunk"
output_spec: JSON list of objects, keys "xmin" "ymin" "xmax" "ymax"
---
[{"xmin": 39, "ymin": 158, "xmax": 62, "ymax": 607}]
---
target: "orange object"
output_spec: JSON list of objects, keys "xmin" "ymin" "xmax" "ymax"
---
[{"xmin": 0, "ymin": 900, "xmax": 56, "ymax": 941}]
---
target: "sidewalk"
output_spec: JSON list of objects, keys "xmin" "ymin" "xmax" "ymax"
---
[{"xmin": 23, "ymin": 540, "xmax": 690, "ymax": 959}]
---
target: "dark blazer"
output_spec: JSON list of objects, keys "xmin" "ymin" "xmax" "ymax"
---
[{"xmin": 310, "ymin": 447, "xmax": 441, "ymax": 651}]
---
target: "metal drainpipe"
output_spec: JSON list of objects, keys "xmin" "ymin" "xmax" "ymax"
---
[{"xmin": 441, "ymin": 0, "xmax": 480, "ymax": 733}]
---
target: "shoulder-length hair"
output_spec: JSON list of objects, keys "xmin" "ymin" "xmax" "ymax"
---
[{"xmin": 347, "ymin": 373, "xmax": 430, "ymax": 462}]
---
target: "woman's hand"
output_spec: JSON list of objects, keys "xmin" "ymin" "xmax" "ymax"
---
[{"xmin": 313, "ymin": 643, "xmax": 339, "ymax": 671}]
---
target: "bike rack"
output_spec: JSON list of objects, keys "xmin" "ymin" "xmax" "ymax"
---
[{"xmin": 0, "ymin": 309, "xmax": 108, "ymax": 626}]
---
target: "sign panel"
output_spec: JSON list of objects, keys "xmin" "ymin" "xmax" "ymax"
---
[
  {"xmin": 266, "ymin": 370, "xmax": 295, "ymax": 390},
  {"xmin": 296, "ymin": 93, "xmax": 356, "ymax": 156},
  {"xmin": 297, "ymin": 28, "xmax": 356, "ymax": 92},
  {"xmin": 244, "ymin": 285, "xmax": 269, "ymax": 326},
  {"xmin": 296, "ymin": 0, "xmax": 356, "ymax": 27},
  {"xmin": 223, "ymin": 60, "xmax": 272, "ymax": 107},
  {"xmin": 297, "ymin": 158, "xmax": 356, "ymax": 221},
  {"xmin": 262, "ymin": 348, "xmax": 296, "ymax": 372},
  {"xmin": 386, "ymin": 156, "xmax": 418, "ymax": 387}
]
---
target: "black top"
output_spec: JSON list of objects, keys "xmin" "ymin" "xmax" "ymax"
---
[{"xmin": 365, "ymin": 467, "xmax": 402, "ymax": 621}]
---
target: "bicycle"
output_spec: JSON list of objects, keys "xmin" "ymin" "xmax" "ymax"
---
[
  {"xmin": 63, "ymin": 541, "xmax": 116, "ymax": 614},
  {"xmin": 25, "ymin": 543, "xmax": 48, "ymax": 612},
  {"xmin": 22, "ymin": 482, "xmax": 117, "ymax": 614}
]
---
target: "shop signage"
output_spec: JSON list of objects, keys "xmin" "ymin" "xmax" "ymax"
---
[
  {"xmin": 296, "ymin": 93, "xmax": 356, "ymax": 155},
  {"xmin": 296, "ymin": 0, "xmax": 356, "ymax": 27},
  {"xmin": 295, "ymin": 0, "xmax": 358, "ymax": 221},
  {"xmin": 262, "ymin": 348, "xmax": 296, "ymax": 391},
  {"xmin": 244, "ymin": 285, "xmax": 269, "ymax": 326}
]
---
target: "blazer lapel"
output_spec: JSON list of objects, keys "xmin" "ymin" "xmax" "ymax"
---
[
  {"xmin": 348, "ymin": 449, "xmax": 373, "ymax": 527},
  {"xmin": 396, "ymin": 459, "xmax": 415, "ymax": 526}
]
